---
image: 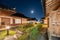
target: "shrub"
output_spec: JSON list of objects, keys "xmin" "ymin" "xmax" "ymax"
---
[
  {"xmin": 24, "ymin": 23, "xmax": 33, "ymax": 28},
  {"xmin": 16, "ymin": 23, "xmax": 33, "ymax": 31}
]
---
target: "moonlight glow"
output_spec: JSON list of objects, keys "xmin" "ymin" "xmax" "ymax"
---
[{"xmin": 31, "ymin": 10, "xmax": 34, "ymax": 14}]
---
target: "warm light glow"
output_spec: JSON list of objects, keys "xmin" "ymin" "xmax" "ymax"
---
[
  {"xmin": 34, "ymin": 24, "xmax": 37, "ymax": 26},
  {"xmin": 6, "ymin": 26, "xmax": 10, "ymax": 29},
  {"xmin": 42, "ymin": 24, "xmax": 48, "ymax": 28}
]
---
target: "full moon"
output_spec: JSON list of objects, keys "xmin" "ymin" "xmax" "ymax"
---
[{"xmin": 31, "ymin": 10, "xmax": 34, "ymax": 14}]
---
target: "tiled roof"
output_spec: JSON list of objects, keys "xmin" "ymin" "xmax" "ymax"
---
[
  {"xmin": 28, "ymin": 18, "xmax": 37, "ymax": 21},
  {"xmin": 11, "ymin": 12, "xmax": 37, "ymax": 21},
  {"xmin": 11, "ymin": 12, "xmax": 29, "ymax": 18}
]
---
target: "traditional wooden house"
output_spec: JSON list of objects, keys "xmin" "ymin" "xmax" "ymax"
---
[
  {"xmin": 42, "ymin": 0, "xmax": 60, "ymax": 40},
  {"xmin": 0, "ymin": 5, "xmax": 16, "ymax": 28},
  {"xmin": 11, "ymin": 13, "xmax": 29, "ymax": 25},
  {"xmin": 0, "ymin": 10, "xmax": 30, "ymax": 28},
  {"xmin": 0, "ymin": 5, "xmax": 30, "ymax": 28}
]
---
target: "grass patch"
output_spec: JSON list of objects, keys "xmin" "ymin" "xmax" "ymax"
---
[
  {"xmin": 18, "ymin": 33, "xmax": 29, "ymax": 40},
  {"xmin": 17, "ymin": 26, "xmax": 39, "ymax": 40},
  {"xmin": 0, "ymin": 30, "xmax": 16, "ymax": 40},
  {"xmin": 17, "ymin": 23, "xmax": 46, "ymax": 40}
]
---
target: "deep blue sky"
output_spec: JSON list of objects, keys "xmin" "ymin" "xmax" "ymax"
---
[{"xmin": 0, "ymin": 0, "xmax": 44, "ymax": 20}]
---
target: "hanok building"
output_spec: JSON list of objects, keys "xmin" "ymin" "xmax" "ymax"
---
[
  {"xmin": 11, "ymin": 13, "xmax": 30, "ymax": 25},
  {"xmin": 0, "ymin": 5, "xmax": 31, "ymax": 29},
  {"xmin": 0, "ymin": 5, "xmax": 16, "ymax": 28},
  {"xmin": 41, "ymin": 17, "xmax": 45, "ymax": 23},
  {"xmin": 28, "ymin": 18, "xmax": 37, "ymax": 24},
  {"xmin": 28, "ymin": 18, "xmax": 37, "ymax": 22},
  {"xmin": 42, "ymin": 0, "xmax": 60, "ymax": 40}
]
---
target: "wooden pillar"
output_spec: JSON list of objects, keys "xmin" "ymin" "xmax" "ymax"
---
[
  {"xmin": 21, "ymin": 18, "xmax": 22, "ymax": 24},
  {"xmin": 13, "ymin": 19, "xmax": 15, "ymax": 25},
  {"xmin": 0, "ymin": 18, "xmax": 1, "ymax": 26}
]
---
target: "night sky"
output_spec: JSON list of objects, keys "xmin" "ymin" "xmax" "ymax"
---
[{"xmin": 0, "ymin": 0, "xmax": 44, "ymax": 20}]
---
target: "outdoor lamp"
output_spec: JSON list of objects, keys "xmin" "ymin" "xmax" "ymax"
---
[
  {"xmin": 6, "ymin": 26, "xmax": 10, "ymax": 35},
  {"xmin": 6, "ymin": 26, "xmax": 10, "ymax": 29}
]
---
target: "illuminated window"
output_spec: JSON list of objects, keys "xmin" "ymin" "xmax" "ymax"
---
[{"xmin": 15, "ymin": 19, "xmax": 21, "ymax": 24}]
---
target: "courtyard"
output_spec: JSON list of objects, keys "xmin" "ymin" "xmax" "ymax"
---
[{"xmin": 0, "ymin": 23, "xmax": 48, "ymax": 40}]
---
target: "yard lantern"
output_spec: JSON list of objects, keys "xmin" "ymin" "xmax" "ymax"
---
[{"xmin": 6, "ymin": 26, "xmax": 10, "ymax": 35}]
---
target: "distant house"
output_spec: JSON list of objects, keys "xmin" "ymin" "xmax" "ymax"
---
[
  {"xmin": 28, "ymin": 18, "xmax": 37, "ymax": 24},
  {"xmin": 41, "ymin": 17, "xmax": 45, "ymax": 23}
]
